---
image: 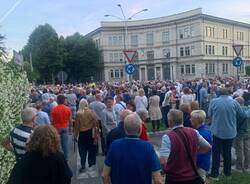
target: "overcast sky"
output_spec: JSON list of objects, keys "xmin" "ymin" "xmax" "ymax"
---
[{"xmin": 1, "ymin": 0, "xmax": 250, "ymax": 51}]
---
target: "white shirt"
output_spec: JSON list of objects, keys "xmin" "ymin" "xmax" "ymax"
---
[{"xmin": 134, "ymin": 95, "xmax": 148, "ymax": 112}]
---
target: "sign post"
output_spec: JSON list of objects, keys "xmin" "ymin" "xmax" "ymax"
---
[
  {"xmin": 123, "ymin": 50, "xmax": 137, "ymax": 82},
  {"xmin": 232, "ymin": 45, "xmax": 244, "ymax": 80},
  {"xmin": 57, "ymin": 71, "xmax": 68, "ymax": 85}
]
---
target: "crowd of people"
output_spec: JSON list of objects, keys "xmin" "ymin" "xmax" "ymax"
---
[{"xmin": 2, "ymin": 77, "xmax": 250, "ymax": 183}]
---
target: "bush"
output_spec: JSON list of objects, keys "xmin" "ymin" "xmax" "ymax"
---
[{"xmin": 0, "ymin": 61, "xmax": 29, "ymax": 184}]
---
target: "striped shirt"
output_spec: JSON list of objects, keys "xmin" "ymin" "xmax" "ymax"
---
[{"xmin": 10, "ymin": 124, "xmax": 33, "ymax": 161}]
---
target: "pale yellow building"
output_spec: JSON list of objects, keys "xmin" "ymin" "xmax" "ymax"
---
[{"xmin": 86, "ymin": 8, "xmax": 250, "ymax": 81}]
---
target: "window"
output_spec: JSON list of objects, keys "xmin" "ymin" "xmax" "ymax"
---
[
  {"xmin": 185, "ymin": 64, "xmax": 191, "ymax": 74},
  {"xmin": 147, "ymin": 50, "xmax": 154, "ymax": 60},
  {"xmin": 181, "ymin": 65, "xmax": 184, "ymax": 75},
  {"xmin": 184, "ymin": 27, "xmax": 190, "ymax": 38},
  {"xmin": 109, "ymin": 53, "xmax": 113, "ymax": 62},
  {"xmin": 162, "ymin": 31, "xmax": 170, "ymax": 43},
  {"xmin": 120, "ymin": 69, "xmax": 124, "ymax": 78},
  {"xmin": 206, "ymin": 63, "xmax": 215, "ymax": 74},
  {"xmin": 163, "ymin": 48, "xmax": 170, "ymax": 58},
  {"xmin": 206, "ymin": 26, "xmax": 215, "ymax": 38},
  {"xmin": 205, "ymin": 45, "xmax": 208, "ymax": 55},
  {"xmin": 190, "ymin": 26, "xmax": 194, "ymax": 37},
  {"xmin": 119, "ymin": 53, "xmax": 123, "ymax": 62},
  {"xmin": 185, "ymin": 47, "xmax": 190, "ymax": 56},
  {"xmin": 208, "ymin": 45, "xmax": 212, "ymax": 55},
  {"xmin": 222, "ymin": 46, "xmax": 228, "ymax": 56},
  {"xmin": 179, "ymin": 29, "xmax": 184, "ymax": 39},
  {"xmin": 118, "ymin": 36, "xmax": 122, "ymax": 45},
  {"xmin": 108, "ymin": 36, "xmax": 112, "ymax": 45},
  {"xmin": 114, "ymin": 53, "xmax": 119, "ymax": 62},
  {"xmin": 131, "ymin": 35, "xmax": 138, "ymax": 47},
  {"xmin": 192, "ymin": 64, "xmax": 195, "ymax": 74},
  {"xmin": 223, "ymin": 63, "xmax": 228, "ymax": 73},
  {"xmin": 108, "ymin": 36, "xmax": 123, "ymax": 46},
  {"xmin": 191, "ymin": 46, "xmax": 195, "ymax": 56},
  {"xmin": 115, "ymin": 69, "xmax": 119, "ymax": 78},
  {"xmin": 212, "ymin": 46, "xmax": 215, "ymax": 55},
  {"xmin": 223, "ymin": 29, "xmax": 228, "ymax": 39},
  {"xmin": 146, "ymin": 32, "xmax": 154, "ymax": 46},
  {"xmin": 180, "ymin": 47, "xmax": 184, "ymax": 57},
  {"xmin": 237, "ymin": 32, "xmax": 244, "ymax": 41},
  {"xmin": 110, "ymin": 70, "xmax": 114, "ymax": 78}
]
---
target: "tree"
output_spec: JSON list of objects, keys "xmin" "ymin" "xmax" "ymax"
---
[
  {"xmin": 22, "ymin": 24, "xmax": 63, "ymax": 83},
  {"xmin": 246, "ymin": 66, "xmax": 250, "ymax": 76},
  {"xmin": 62, "ymin": 33, "xmax": 101, "ymax": 82},
  {"xmin": 0, "ymin": 34, "xmax": 6, "ymax": 59}
]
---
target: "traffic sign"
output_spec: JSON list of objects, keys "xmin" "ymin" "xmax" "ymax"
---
[
  {"xmin": 233, "ymin": 57, "xmax": 243, "ymax": 67},
  {"xmin": 233, "ymin": 45, "xmax": 243, "ymax": 56},
  {"xmin": 123, "ymin": 50, "xmax": 137, "ymax": 63},
  {"xmin": 125, "ymin": 64, "xmax": 136, "ymax": 75},
  {"xmin": 57, "ymin": 71, "xmax": 68, "ymax": 83}
]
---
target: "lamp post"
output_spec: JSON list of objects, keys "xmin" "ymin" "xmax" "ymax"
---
[{"xmin": 105, "ymin": 5, "xmax": 148, "ymax": 81}]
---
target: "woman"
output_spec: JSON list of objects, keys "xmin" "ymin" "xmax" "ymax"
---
[
  {"xmin": 148, "ymin": 89, "xmax": 162, "ymax": 132},
  {"xmin": 8, "ymin": 125, "xmax": 72, "ymax": 184},
  {"xmin": 134, "ymin": 88, "xmax": 148, "ymax": 112},
  {"xmin": 126, "ymin": 100, "xmax": 136, "ymax": 112},
  {"xmin": 180, "ymin": 87, "xmax": 195, "ymax": 104},
  {"xmin": 137, "ymin": 110, "xmax": 149, "ymax": 141},
  {"xmin": 74, "ymin": 99, "xmax": 98, "ymax": 173}
]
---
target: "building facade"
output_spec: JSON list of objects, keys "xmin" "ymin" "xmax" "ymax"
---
[{"xmin": 86, "ymin": 9, "xmax": 250, "ymax": 81}]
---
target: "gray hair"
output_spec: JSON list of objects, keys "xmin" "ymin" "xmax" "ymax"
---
[
  {"xmin": 191, "ymin": 110, "xmax": 206, "ymax": 123},
  {"xmin": 21, "ymin": 107, "xmax": 37, "ymax": 123},
  {"xmin": 136, "ymin": 110, "xmax": 149, "ymax": 121},
  {"xmin": 124, "ymin": 113, "xmax": 142, "ymax": 136},
  {"xmin": 167, "ymin": 109, "xmax": 183, "ymax": 125}
]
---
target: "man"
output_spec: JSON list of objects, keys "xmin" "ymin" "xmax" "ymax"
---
[
  {"xmin": 234, "ymin": 97, "xmax": 250, "ymax": 172},
  {"xmin": 1, "ymin": 108, "xmax": 36, "ymax": 161},
  {"xmin": 113, "ymin": 95, "xmax": 126, "ymax": 125},
  {"xmin": 199, "ymin": 83, "xmax": 208, "ymax": 113},
  {"xmin": 105, "ymin": 109, "xmax": 133, "ymax": 153},
  {"xmin": 35, "ymin": 101, "xmax": 50, "ymax": 126},
  {"xmin": 160, "ymin": 109, "xmax": 211, "ymax": 184},
  {"xmin": 89, "ymin": 93, "xmax": 106, "ymax": 155},
  {"xmin": 162, "ymin": 86, "xmax": 176, "ymax": 127},
  {"xmin": 208, "ymin": 88, "xmax": 250, "ymax": 180},
  {"xmin": 101, "ymin": 96, "xmax": 117, "ymax": 140},
  {"xmin": 51, "ymin": 95, "xmax": 72, "ymax": 160},
  {"xmin": 65, "ymin": 89, "xmax": 77, "ymax": 120},
  {"xmin": 102, "ymin": 113, "xmax": 163, "ymax": 184}
]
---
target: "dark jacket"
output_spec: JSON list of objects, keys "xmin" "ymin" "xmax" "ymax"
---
[{"xmin": 7, "ymin": 151, "xmax": 72, "ymax": 184}]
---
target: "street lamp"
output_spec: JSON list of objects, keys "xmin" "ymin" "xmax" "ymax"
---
[{"xmin": 105, "ymin": 4, "xmax": 148, "ymax": 81}]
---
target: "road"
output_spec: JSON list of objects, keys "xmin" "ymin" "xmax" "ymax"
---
[{"xmin": 68, "ymin": 132, "xmax": 165, "ymax": 184}]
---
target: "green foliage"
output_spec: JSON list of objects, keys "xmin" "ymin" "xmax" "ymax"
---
[
  {"xmin": 0, "ymin": 34, "xmax": 6, "ymax": 58},
  {"xmin": 62, "ymin": 33, "xmax": 101, "ymax": 82},
  {"xmin": 211, "ymin": 172, "xmax": 250, "ymax": 184},
  {"xmin": 0, "ymin": 61, "xmax": 29, "ymax": 184},
  {"xmin": 23, "ymin": 61, "xmax": 40, "ymax": 81},
  {"xmin": 22, "ymin": 24, "xmax": 63, "ymax": 83},
  {"xmin": 245, "ymin": 66, "xmax": 250, "ymax": 76}
]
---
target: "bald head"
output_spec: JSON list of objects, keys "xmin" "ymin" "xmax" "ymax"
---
[
  {"xmin": 120, "ymin": 109, "xmax": 133, "ymax": 121},
  {"xmin": 124, "ymin": 113, "xmax": 142, "ymax": 136}
]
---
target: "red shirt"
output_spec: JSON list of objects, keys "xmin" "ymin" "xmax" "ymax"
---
[
  {"xmin": 139, "ymin": 121, "xmax": 149, "ymax": 141},
  {"xmin": 51, "ymin": 104, "xmax": 71, "ymax": 129}
]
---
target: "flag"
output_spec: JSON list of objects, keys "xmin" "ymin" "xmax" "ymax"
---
[{"xmin": 13, "ymin": 50, "xmax": 23, "ymax": 65}]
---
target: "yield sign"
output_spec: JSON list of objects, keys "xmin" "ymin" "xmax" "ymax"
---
[
  {"xmin": 123, "ymin": 50, "xmax": 137, "ymax": 63},
  {"xmin": 233, "ymin": 44, "xmax": 243, "ymax": 56}
]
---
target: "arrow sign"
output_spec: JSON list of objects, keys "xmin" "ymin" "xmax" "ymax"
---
[
  {"xmin": 125, "ymin": 64, "xmax": 136, "ymax": 75},
  {"xmin": 233, "ymin": 57, "xmax": 243, "ymax": 67},
  {"xmin": 123, "ymin": 50, "xmax": 137, "ymax": 63},
  {"xmin": 233, "ymin": 45, "xmax": 243, "ymax": 56}
]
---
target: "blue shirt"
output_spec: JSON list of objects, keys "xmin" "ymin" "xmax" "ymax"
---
[
  {"xmin": 208, "ymin": 95, "xmax": 250, "ymax": 139},
  {"xmin": 196, "ymin": 124, "xmax": 212, "ymax": 171},
  {"xmin": 35, "ymin": 111, "xmax": 50, "ymax": 126},
  {"xmin": 105, "ymin": 137, "xmax": 161, "ymax": 184}
]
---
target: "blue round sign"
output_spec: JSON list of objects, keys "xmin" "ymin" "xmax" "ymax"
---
[
  {"xmin": 125, "ymin": 64, "xmax": 136, "ymax": 75},
  {"xmin": 233, "ymin": 57, "xmax": 243, "ymax": 67}
]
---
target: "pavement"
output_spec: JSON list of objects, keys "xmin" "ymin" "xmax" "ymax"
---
[{"xmin": 68, "ymin": 132, "xmax": 165, "ymax": 184}]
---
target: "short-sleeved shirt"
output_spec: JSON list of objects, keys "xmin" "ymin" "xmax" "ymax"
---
[
  {"xmin": 10, "ymin": 124, "xmax": 33, "ymax": 161},
  {"xmin": 51, "ymin": 105, "xmax": 71, "ymax": 129},
  {"xmin": 105, "ymin": 137, "xmax": 161, "ymax": 184},
  {"xmin": 35, "ymin": 111, "xmax": 50, "ymax": 126}
]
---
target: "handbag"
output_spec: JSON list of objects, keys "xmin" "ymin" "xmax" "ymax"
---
[{"xmin": 173, "ymin": 128, "xmax": 205, "ymax": 184}]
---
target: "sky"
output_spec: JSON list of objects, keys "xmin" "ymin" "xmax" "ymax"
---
[{"xmin": 1, "ymin": 0, "xmax": 250, "ymax": 52}]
